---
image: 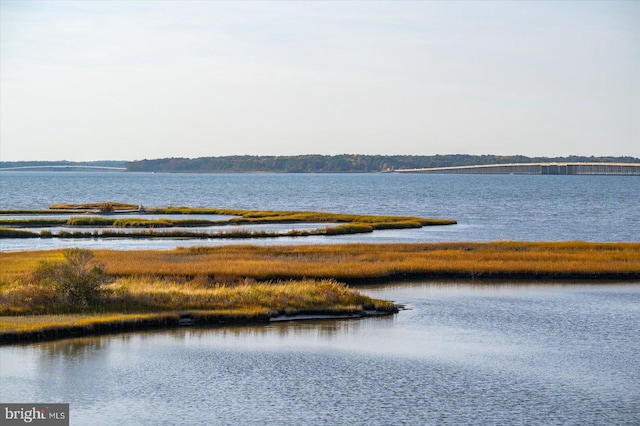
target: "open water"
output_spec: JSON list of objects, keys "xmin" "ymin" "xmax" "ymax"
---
[
  {"xmin": 1, "ymin": 171, "xmax": 639, "ymax": 425},
  {"xmin": 1, "ymin": 171, "xmax": 639, "ymax": 250},
  {"xmin": 1, "ymin": 283, "xmax": 638, "ymax": 425}
]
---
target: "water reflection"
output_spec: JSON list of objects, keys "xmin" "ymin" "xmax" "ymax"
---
[
  {"xmin": 37, "ymin": 336, "xmax": 111, "ymax": 360},
  {"xmin": 1, "ymin": 283, "xmax": 638, "ymax": 425},
  {"xmin": 17, "ymin": 316, "xmax": 387, "ymax": 365}
]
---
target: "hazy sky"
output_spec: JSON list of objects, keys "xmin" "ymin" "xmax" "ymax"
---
[{"xmin": 1, "ymin": 0, "xmax": 638, "ymax": 161}]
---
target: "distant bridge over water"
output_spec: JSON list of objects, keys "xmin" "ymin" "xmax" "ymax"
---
[
  {"xmin": 0, "ymin": 165, "xmax": 126, "ymax": 171},
  {"xmin": 397, "ymin": 162, "xmax": 640, "ymax": 175}
]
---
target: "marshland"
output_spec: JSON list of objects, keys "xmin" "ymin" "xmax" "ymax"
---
[
  {"xmin": 1, "ymin": 171, "xmax": 639, "ymax": 425},
  {"xmin": 2, "ymin": 199, "xmax": 637, "ymax": 341},
  {"xmin": 0, "ymin": 203, "xmax": 455, "ymax": 340},
  {"xmin": 1, "ymin": 240, "xmax": 638, "ymax": 341},
  {"xmin": 0, "ymin": 202, "xmax": 456, "ymax": 241}
]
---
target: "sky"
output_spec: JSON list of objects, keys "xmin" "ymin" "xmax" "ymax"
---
[{"xmin": 1, "ymin": 1, "xmax": 639, "ymax": 161}]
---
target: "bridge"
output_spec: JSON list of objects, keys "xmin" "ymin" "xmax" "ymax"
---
[
  {"xmin": 0, "ymin": 165, "xmax": 126, "ymax": 171},
  {"xmin": 397, "ymin": 162, "xmax": 640, "ymax": 175}
]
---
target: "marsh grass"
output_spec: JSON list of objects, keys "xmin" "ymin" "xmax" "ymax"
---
[
  {"xmin": 0, "ymin": 219, "xmax": 67, "ymax": 227},
  {"xmin": 323, "ymin": 223, "xmax": 374, "ymax": 235},
  {"xmin": 0, "ymin": 312, "xmax": 179, "ymax": 333},
  {"xmin": 67, "ymin": 217, "xmax": 115, "ymax": 226},
  {"xmin": 0, "ymin": 277, "xmax": 392, "ymax": 338},
  {"xmin": 1, "ymin": 204, "xmax": 456, "ymax": 240},
  {"xmin": 1, "ymin": 278, "xmax": 382, "ymax": 315},
  {"xmin": 112, "ymin": 218, "xmax": 173, "ymax": 228},
  {"xmin": 3, "ymin": 242, "xmax": 638, "ymax": 286},
  {"xmin": 92, "ymin": 242, "xmax": 640, "ymax": 281},
  {"xmin": 0, "ymin": 228, "xmax": 39, "ymax": 238},
  {"xmin": 2, "ymin": 242, "xmax": 637, "ymax": 340},
  {"xmin": 100, "ymin": 278, "xmax": 378, "ymax": 313},
  {"xmin": 50, "ymin": 202, "xmax": 140, "ymax": 211}
]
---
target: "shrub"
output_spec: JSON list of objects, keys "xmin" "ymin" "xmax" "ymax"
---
[
  {"xmin": 99, "ymin": 203, "xmax": 114, "ymax": 213},
  {"xmin": 33, "ymin": 248, "xmax": 107, "ymax": 308}
]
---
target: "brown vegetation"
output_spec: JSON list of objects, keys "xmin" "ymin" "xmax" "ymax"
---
[
  {"xmin": 2, "ymin": 241, "xmax": 638, "ymax": 342},
  {"xmin": 0, "ymin": 246, "xmax": 397, "ymax": 341},
  {"xmin": 2, "ymin": 242, "xmax": 639, "ymax": 285},
  {"xmin": 1, "ymin": 204, "xmax": 456, "ymax": 240}
]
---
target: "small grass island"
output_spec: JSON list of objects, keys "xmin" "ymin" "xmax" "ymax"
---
[{"xmin": 0, "ymin": 201, "xmax": 457, "ymax": 240}]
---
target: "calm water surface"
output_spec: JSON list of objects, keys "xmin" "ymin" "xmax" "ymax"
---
[
  {"xmin": 1, "ymin": 171, "xmax": 639, "ymax": 250},
  {"xmin": 1, "ymin": 283, "xmax": 638, "ymax": 425},
  {"xmin": 2, "ymin": 173, "xmax": 639, "ymax": 425}
]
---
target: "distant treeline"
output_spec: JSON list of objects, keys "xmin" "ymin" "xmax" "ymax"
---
[
  {"xmin": 0, "ymin": 161, "xmax": 127, "ymax": 170},
  {"xmin": 125, "ymin": 155, "xmax": 640, "ymax": 173}
]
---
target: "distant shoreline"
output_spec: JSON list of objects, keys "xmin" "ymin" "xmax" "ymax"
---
[{"xmin": 3, "ymin": 154, "xmax": 639, "ymax": 174}]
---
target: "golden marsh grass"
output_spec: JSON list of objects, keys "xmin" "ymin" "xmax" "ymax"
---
[
  {"xmin": 76, "ymin": 242, "xmax": 640, "ymax": 280},
  {"xmin": 2, "ymin": 241, "xmax": 638, "ymax": 340},
  {"xmin": 0, "ymin": 278, "xmax": 382, "ymax": 316},
  {"xmin": 3, "ymin": 242, "xmax": 639, "ymax": 284}
]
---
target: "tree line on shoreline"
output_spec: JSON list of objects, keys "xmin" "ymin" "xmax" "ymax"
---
[
  {"xmin": 124, "ymin": 154, "xmax": 640, "ymax": 173},
  {"xmin": 3, "ymin": 155, "xmax": 638, "ymax": 173},
  {"xmin": 0, "ymin": 160, "xmax": 127, "ymax": 169}
]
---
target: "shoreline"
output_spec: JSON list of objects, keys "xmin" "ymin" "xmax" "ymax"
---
[
  {"xmin": 0, "ymin": 306, "xmax": 398, "ymax": 345},
  {"xmin": 2, "ymin": 241, "xmax": 639, "ymax": 344},
  {"xmin": 339, "ymin": 270, "xmax": 640, "ymax": 285}
]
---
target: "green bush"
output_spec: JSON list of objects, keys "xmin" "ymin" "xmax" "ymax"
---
[{"xmin": 33, "ymin": 248, "xmax": 107, "ymax": 308}]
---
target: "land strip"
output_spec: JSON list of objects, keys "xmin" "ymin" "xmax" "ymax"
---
[
  {"xmin": 2, "ymin": 241, "xmax": 639, "ymax": 342},
  {"xmin": 3, "ymin": 242, "xmax": 640, "ymax": 285},
  {"xmin": 123, "ymin": 154, "xmax": 640, "ymax": 173},
  {"xmin": 0, "ymin": 276, "xmax": 395, "ymax": 343},
  {"xmin": 0, "ymin": 203, "xmax": 456, "ymax": 239}
]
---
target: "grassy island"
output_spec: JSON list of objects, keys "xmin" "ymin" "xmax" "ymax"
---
[
  {"xmin": 2, "ymin": 241, "xmax": 640, "ymax": 343},
  {"xmin": 0, "ymin": 245, "xmax": 398, "ymax": 344},
  {"xmin": 0, "ymin": 202, "xmax": 456, "ymax": 239}
]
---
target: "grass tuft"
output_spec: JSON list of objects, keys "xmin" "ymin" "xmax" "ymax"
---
[{"xmin": 0, "ymin": 228, "xmax": 39, "ymax": 238}]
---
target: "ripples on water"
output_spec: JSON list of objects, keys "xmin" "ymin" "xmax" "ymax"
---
[
  {"xmin": 1, "ymin": 171, "xmax": 639, "ymax": 251},
  {"xmin": 1, "ymin": 172, "xmax": 639, "ymax": 424},
  {"xmin": 1, "ymin": 284, "xmax": 638, "ymax": 425}
]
